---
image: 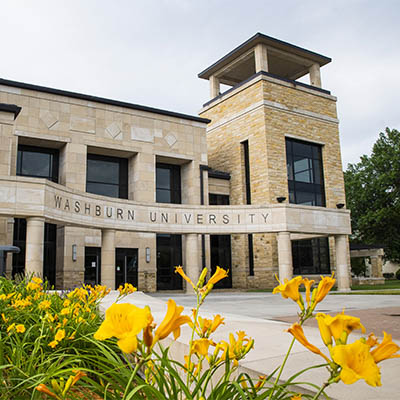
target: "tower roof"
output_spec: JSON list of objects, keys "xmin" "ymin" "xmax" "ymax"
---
[{"xmin": 198, "ymin": 33, "xmax": 331, "ymax": 85}]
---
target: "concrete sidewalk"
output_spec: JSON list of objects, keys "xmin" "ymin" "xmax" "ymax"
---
[{"xmin": 101, "ymin": 291, "xmax": 400, "ymax": 400}]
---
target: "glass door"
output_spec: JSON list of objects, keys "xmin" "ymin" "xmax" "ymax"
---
[
  {"xmin": 115, "ymin": 248, "xmax": 138, "ymax": 289},
  {"xmin": 84, "ymin": 247, "xmax": 101, "ymax": 286}
]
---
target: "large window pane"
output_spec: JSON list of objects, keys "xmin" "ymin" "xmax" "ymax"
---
[
  {"xmin": 286, "ymin": 138, "xmax": 325, "ymax": 207},
  {"xmin": 292, "ymin": 238, "xmax": 331, "ymax": 275},
  {"xmin": 86, "ymin": 154, "xmax": 128, "ymax": 199},
  {"xmin": 156, "ymin": 163, "xmax": 181, "ymax": 204},
  {"xmin": 17, "ymin": 145, "xmax": 59, "ymax": 183}
]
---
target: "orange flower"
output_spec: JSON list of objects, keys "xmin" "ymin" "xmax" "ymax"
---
[
  {"xmin": 175, "ymin": 266, "xmax": 196, "ymax": 289},
  {"xmin": 208, "ymin": 266, "xmax": 229, "ymax": 286},
  {"xmin": 287, "ymin": 323, "xmax": 330, "ymax": 363},
  {"xmin": 311, "ymin": 273, "xmax": 335, "ymax": 310},
  {"xmin": 273, "ymin": 276, "xmax": 304, "ymax": 311},
  {"xmin": 370, "ymin": 331, "xmax": 400, "ymax": 363},
  {"xmin": 35, "ymin": 384, "xmax": 60, "ymax": 399},
  {"xmin": 153, "ymin": 299, "xmax": 191, "ymax": 343},
  {"xmin": 302, "ymin": 278, "xmax": 315, "ymax": 307}
]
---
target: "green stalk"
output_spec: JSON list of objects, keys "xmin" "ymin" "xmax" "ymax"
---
[
  {"xmin": 311, "ymin": 381, "xmax": 330, "ymax": 400},
  {"xmin": 186, "ymin": 292, "xmax": 201, "ymax": 388},
  {"xmin": 268, "ymin": 336, "xmax": 296, "ymax": 400},
  {"xmin": 122, "ymin": 358, "xmax": 146, "ymax": 400}
]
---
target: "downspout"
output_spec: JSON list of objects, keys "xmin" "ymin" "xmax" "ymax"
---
[{"xmin": 199, "ymin": 164, "xmax": 211, "ymax": 270}]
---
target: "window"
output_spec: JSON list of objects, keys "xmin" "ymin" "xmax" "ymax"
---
[
  {"xmin": 156, "ymin": 163, "xmax": 181, "ymax": 204},
  {"xmin": 209, "ymin": 194, "xmax": 229, "ymax": 205},
  {"xmin": 86, "ymin": 154, "xmax": 128, "ymax": 199},
  {"xmin": 17, "ymin": 145, "xmax": 59, "ymax": 183},
  {"xmin": 286, "ymin": 138, "xmax": 325, "ymax": 206},
  {"xmin": 292, "ymin": 237, "xmax": 331, "ymax": 275}
]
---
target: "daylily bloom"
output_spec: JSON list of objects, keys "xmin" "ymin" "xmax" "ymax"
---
[
  {"xmin": 191, "ymin": 338, "xmax": 214, "ymax": 358},
  {"xmin": 153, "ymin": 299, "xmax": 191, "ymax": 343},
  {"xmin": 273, "ymin": 275, "xmax": 304, "ymax": 311},
  {"xmin": 302, "ymin": 278, "xmax": 315, "ymax": 307},
  {"xmin": 175, "ymin": 266, "xmax": 196, "ymax": 289},
  {"xmin": 370, "ymin": 331, "xmax": 400, "ymax": 363},
  {"xmin": 118, "ymin": 283, "xmax": 137, "ymax": 296},
  {"xmin": 287, "ymin": 323, "xmax": 331, "ymax": 363},
  {"xmin": 331, "ymin": 339, "xmax": 381, "ymax": 386},
  {"xmin": 219, "ymin": 331, "xmax": 254, "ymax": 366},
  {"xmin": 192, "ymin": 313, "xmax": 225, "ymax": 338},
  {"xmin": 35, "ymin": 384, "xmax": 61, "ymax": 399},
  {"xmin": 316, "ymin": 312, "xmax": 365, "ymax": 345},
  {"xmin": 49, "ymin": 340, "xmax": 58, "ymax": 348},
  {"xmin": 55, "ymin": 329, "xmax": 66, "ymax": 342},
  {"xmin": 291, "ymin": 395, "xmax": 302, "ymax": 400},
  {"xmin": 39, "ymin": 300, "xmax": 51, "ymax": 310},
  {"xmin": 94, "ymin": 302, "xmax": 151, "ymax": 353},
  {"xmin": 311, "ymin": 273, "xmax": 335, "ymax": 309},
  {"xmin": 208, "ymin": 266, "xmax": 229, "ymax": 286},
  {"xmin": 16, "ymin": 324, "xmax": 25, "ymax": 333}
]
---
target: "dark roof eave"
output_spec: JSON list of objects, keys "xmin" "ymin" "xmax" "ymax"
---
[
  {"xmin": 198, "ymin": 32, "xmax": 331, "ymax": 80},
  {"xmin": 208, "ymin": 168, "xmax": 231, "ymax": 180},
  {"xmin": 0, "ymin": 78, "xmax": 210, "ymax": 124},
  {"xmin": 0, "ymin": 103, "xmax": 22, "ymax": 119}
]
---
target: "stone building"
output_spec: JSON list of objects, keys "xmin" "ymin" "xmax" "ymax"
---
[{"xmin": 0, "ymin": 33, "xmax": 351, "ymax": 292}]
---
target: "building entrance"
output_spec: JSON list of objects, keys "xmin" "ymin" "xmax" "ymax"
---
[
  {"xmin": 115, "ymin": 248, "xmax": 138, "ymax": 289},
  {"xmin": 210, "ymin": 235, "xmax": 232, "ymax": 288},
  {"xmin": 156, "ymin": 234, "xmax": 182, "ymax": 290},
  {"xmin": 84, "ymin": 247, "xmax": 101, "ymax": 286}
]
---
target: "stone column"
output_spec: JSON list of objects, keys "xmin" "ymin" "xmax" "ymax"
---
[
  {"xmin": 335, "ymin": 235, "xmax": 351, "ymax": 291},
  {"xmin": 210, "ymin": 75, "xmax": 220, "ymax": 99},
  {"xmin": 101, "ymin": 229, "xmax": 115, "ymax": 289},
  {"xmin": 25, "ymin": 217, "xmax": 45, "ymax": 278},
  {"xmin": 370, "ymin": 255, "xmax": 383, "ymax": 278},
  {"xmin": 185, "ymin": 234, "xmax": 200, "ymax": 293},
  {"xmin": 277, "ymin": 232, "xmax": 293, "ymax": 281},
  {"xmin": 255, "ymin": 43, "xmax": 269, "ymax": 73},
  {"xmin": 309, "ymin": 63, "xmax": 322, "ymax": 88}
]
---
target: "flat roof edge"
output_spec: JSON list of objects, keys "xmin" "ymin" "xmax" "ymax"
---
[
  {"xmin": 0, "ymin": 78, "xmax": 210, "ymax": 124},
  {"xmin": 198, "ymin": 32, "xmax": 331, "ymax": 80},
  {"xmin": 0, "ymin": 103, "xmax": 22, "ymax": 119}
]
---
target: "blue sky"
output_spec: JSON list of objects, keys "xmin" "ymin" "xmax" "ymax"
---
[{"xmin": 1, "ymin": 0, "xmax": 399, "ymax": 167}]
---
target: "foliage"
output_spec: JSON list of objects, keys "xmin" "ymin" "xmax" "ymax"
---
[
  {"xmin": 396, "ymin": 269, "xmax": 400, "ymax": 280},
  {"xmin": 1, "ymin": 271, "xmax": 399, "ymax": 399},
  {"xmin": 351, "ymin": 257, "xmax": 367, "ymax": 277},
  {"xmin": 344, "ymin": 128, "xmax": 400, "ymax": 262}
]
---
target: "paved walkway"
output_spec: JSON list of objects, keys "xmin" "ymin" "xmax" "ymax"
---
[{"xmin": 100, "ymin": 291, "xmax": 400, "ymax": 399}]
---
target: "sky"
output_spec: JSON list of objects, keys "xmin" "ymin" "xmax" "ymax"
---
[{"xmin": 1, "ymin": 0, "xmax": 399, "ymax": 168}]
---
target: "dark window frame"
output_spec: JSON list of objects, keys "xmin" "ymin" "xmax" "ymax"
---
[
  {"xmin": 86, "ymin": 153, "xmax": 128, "ymax": 199},
  {"xmin": 156, "ymin": 163, "xmax": 181, "ymax": 204},
  {"xmin": 286, "ymin": 138, "xmax": 326, "ymax": 207},
  {"xmin": 17, "ymin": 144, "xmax": 59, "ymax": 183}
]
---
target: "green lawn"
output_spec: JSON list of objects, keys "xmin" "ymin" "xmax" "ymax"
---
[{"xmin": 351, "ymin": 280, "xmax": 400, "ymax": 291}]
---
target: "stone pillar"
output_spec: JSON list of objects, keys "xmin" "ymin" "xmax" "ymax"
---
[
  {"xmin": 101, "ymin": 229, "xmax": 115, "ymax": 289},
  {"xmin": 309, "ymin": 63, "xmax": 322, "ymax": 88},
  {"xmin": 255, "ymin": 43, "xmax": 269, "ymax": 73},
  {"xmin": 335, "ymin": 235, "xmax": 351, "ymax": 291},
  {"xmin": 277, "ymin": 232, "xmax": 293, "ymax": 281},
  {"xmin": 210, "ymin": 75, "xmax": 220, "ymax": 99},
  {"xmin": 25, "ymin": 217, "xmax": 45, "ymax": 278},
  {"xmin": 370, "ymin": 255, "xmax": 383, "ymax": 278},
  {"xmin": 185, "ymin": 234, "xmax": 200, "ymax": 293}
]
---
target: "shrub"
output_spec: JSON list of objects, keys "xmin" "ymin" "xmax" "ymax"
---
[
  {"xmin": 383, "ymin": 273, "xmax": 394, "ymax": 279},
  {"xmin": 396, "ymin": 268, "xmax": 400, "ymax": 280}
]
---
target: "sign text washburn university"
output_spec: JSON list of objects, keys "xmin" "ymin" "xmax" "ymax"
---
[{"xmin": 54, "ymin": 195, "xmax": 270, "ymax": 226}]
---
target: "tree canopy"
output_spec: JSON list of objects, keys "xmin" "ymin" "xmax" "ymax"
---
[{"xmin": 344, "ymin": 127, "xmax": 400, "ymax": 262}]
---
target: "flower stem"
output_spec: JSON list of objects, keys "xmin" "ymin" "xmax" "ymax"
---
[
  {"xmin": 268, "ymin": 336, "xmax": 296, "ymax": 400},
  {"xmin": 122, "ymin": 358, "xmax": 145, "ymax": 400},
  {"xmin": 186, "ymin": 292, "xmax": 201, "ymax": 387},
  {"xmin": 311, "ymin": 381, "xmax": 330, "ymax": 400}
]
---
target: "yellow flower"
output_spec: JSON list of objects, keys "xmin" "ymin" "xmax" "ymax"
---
[
  {"xmin": 331, "ymin": 339, "xmax": 381, "ymax": 386},
  {"xmin": 175, "ymin": 266, "xmax": 196, "ymax": 289},
  {"xmin": 191, "ymin": 338, "xmax": 214, "ymax": 358},
  {"xmin": 153, "ymin": 299, "xmax": 191, "ymax": 343},
  {"xmin": 16, "ymin": 324, "xmax": 25, "ymax": 333},
  {"xmin": 291, "ymin": 395, "xmax": 302, "ymax": 400},
  {"xmin": 55, "ymin": 329, "xmax": 66, "ymax": 342},
  {"xmin": 301, "ymin": 278, "xmax": 315, "ymax": 307},
  {"xmin": 1, "ymin": 313, "xmax": 8, "ymax": 323},
  {"xmin": 94, "ymin": 303, "xmax": 151, "ymax": 353},
  {"xmin": 49, "ymin": 340, "xmax": 59, "ymax": 348},
  {"xmin": 63, "ymin": 299, "xmax": 71, "ymax": 307},
  {"xmin": 118, "ymin": 283, "xmax": 137, "ymax": 296},
  {"xmin": 273, "ymin": 275, "xmax": 304, "ymax": 311},
  {"xmin": 7, "ymin": 323, "xmax": 15, "ymax": 332},
  {"xmin": 60, "ymin": 307, "xmax": 70, "ymax": 316},
  {"xmin": 32, "ymin": 277, "xmax": 43, "ymax": 284},
  {"xmin": 287, "ymin": 323, "xmax": 331, "ymax": 363},
  {"xmin": 35, "ymin": 384, "xmax": 60, "ymax": 399},
  {"xmin": 370, "ymin": 331, "xmax": 400, "ymax": 363},
  {"xmin": 208, "ymin": 266, "xmax": 229, "ymax": 286},
  {"xmin": 39, "ymin": 300, "xmax": 51, "ymax": 310},
  {"xmin": 26, "ymin": 281, "xmax": 41, "ymax": 291},
  {"xmin": 219, "ymin": 331, "xmax": 254, "ymax": 366},
  {"xmin": 311, "ymin": 273, "xmax": 335, "ymax": 310},
  {"xmin": 192, "ymin": 313, "xmax": 225, "ymax": 338},
  {"xmin": 316, "ymin": 312, "xmax": 365, "ymax": 345}
]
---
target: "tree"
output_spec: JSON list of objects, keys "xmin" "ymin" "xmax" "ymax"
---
[{"xmin": 344, "ymin": 128, "xmax": 400, "ymax": 262}]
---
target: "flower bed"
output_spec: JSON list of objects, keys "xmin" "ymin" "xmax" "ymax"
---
[{"xmin": 0, "ymin": 270, "xmax": 399, "ymax": 399}]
